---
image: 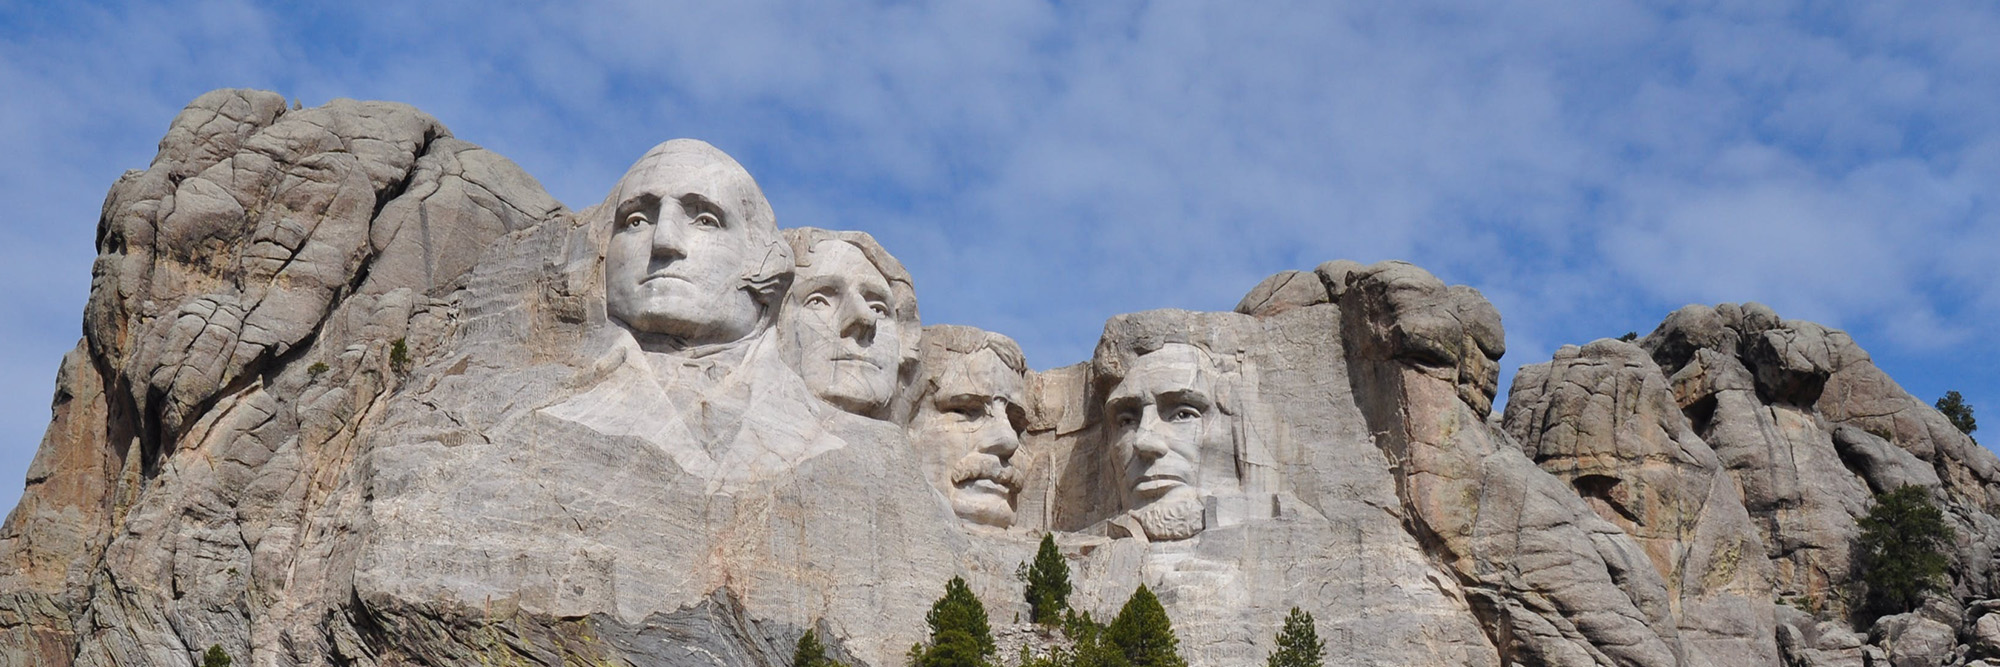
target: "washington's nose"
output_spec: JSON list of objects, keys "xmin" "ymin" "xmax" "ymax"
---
[{"xmin": 650, "ymin": 217, "xmax": 687, "ymax": 259}]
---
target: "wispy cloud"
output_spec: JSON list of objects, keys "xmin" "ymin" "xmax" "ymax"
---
[{"xmin": 3, "ymin": 0, "xmax": 1998, "ymax": 512}]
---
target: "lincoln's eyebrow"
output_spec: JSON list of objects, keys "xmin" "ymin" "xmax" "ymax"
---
[{"xmin": 1160, "ymin": 389, "xmax": 1212, "ymax": 410}]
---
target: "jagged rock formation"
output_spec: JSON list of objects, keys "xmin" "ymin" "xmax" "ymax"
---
[{"xmin": 3, "ymin": 90, "xmax": 2000, "ymax": 667}]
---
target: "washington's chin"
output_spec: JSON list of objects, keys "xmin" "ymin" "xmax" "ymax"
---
[
  {"xmin": 612, "ymin": 293, "xmax": 760, "ymax": 343},
  {"xmin": 951, "ymin": 483, "xmax": 1017, "ymax": 527}
]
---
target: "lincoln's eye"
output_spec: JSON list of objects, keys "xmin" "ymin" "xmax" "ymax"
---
[
  {"xmin": 1115, "ymin": 409, "xmax": 1139, "ymax": 428},
  {"xmin": 1167, "ymin": 405, "xmax": 1202, "ymax": 422}
]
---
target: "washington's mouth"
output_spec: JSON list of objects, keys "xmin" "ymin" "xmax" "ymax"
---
[
  {"xmin": 640, "ymin": 273, "xmax": 690, "ymax": 285},
  {"xmin": 831, "ymin": 353, "xmax": 884, "ymax": 368}
]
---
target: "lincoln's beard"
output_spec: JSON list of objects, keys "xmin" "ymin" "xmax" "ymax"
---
[{"xmin": 1131, "ymin": 493, "xmax": 1205, "ymax": 541}]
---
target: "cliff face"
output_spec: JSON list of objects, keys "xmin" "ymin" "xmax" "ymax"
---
[{"xmin": 1, "ymin": 90, "xmax": 1996, "ymax": 667}]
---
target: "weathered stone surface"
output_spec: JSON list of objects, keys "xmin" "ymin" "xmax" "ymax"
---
[
  {"xmin": 12, "ymin": 89, "xmax": 2000, "ymax": 667},
  {"xmin": 1639, "ymin": 303, "xmax": 2000, "ymax": 615},
  {"xmin": 1504, "ymin": 339, "xmax": 1778, "ymax": 665},
  {"xmin": 1868, "ymin": 613, "xmax": 1955, "ymax": 667}
]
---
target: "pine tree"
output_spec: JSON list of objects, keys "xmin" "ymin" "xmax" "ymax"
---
[
  {"xmin": 1265, "ymin": 608, "xmax": 1324, "ymax": 667},
  {"xmin": 1105, "ymin": 585, "xmax": 1186, "ymax": 667},
  {"xmin": 1024, "ymin": 533, "xmax": 1073, "ymax": 625},
  {"xmin": 794, "ymin": 628, "xmax": 849, "ymax": 667},
  {"xmin": 913, "ymin": 576, "xmax": 996, "ymax": 667},
  {"xmin": 202, "ymin": 644, "xmax": 232, "ymax": 667},
  {"xmin": 1937, "ymin": 390, "xmax": 1977, "ymax": 436},
  {"xmin": 1858, "ymin": 485, "xmax": 1955, "ymax": 615}
]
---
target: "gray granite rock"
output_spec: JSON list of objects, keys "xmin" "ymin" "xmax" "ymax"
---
[{"xmin": 12, "ymin": 88, "xmax": 2000, "ymax": 667}]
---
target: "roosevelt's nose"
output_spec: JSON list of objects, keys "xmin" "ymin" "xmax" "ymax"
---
[
  {"xmin": 835, "ymin": 294, "xmax": 877, "ymax": 344},
  {"xmin": 975, "ymin": 401, "xmax": 1020, "ymax": 459},
  {"xmin": 650, "ymin": 216, "xmax": 687, "ymax": 260}
]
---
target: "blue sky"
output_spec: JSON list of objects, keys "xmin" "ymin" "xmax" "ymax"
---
[{"xmin": 2, "ymin": 1, "xmax": 1996, "ymax": 512}]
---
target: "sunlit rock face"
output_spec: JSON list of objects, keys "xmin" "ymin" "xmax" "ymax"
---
[{"xmin": 11, "ymin": 89, "xmax": 2000, "ymax": 667}]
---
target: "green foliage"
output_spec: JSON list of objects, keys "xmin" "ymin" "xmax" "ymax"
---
[
  {"xmin": 1024, "ymin": 533, "xmax": 1073, "ymax": 625},
  {"xmin": 1265, "ymin": 608, "xmax": 1324, "ymax": 667},
  {"xmin": 1857, "ymin": 485, "xmax": 1955, "ymax": 615},
  {"xmin": 1618, "ymin": 331, "xmax": 1638, "ymax": 342},
  {"xmin": 307, "ymin": 361, "xmax": 329, "ymax": 378},
  {"xmin": 911, "ymin": 576, "xmax": 995, "ymax": 667},
  {"xmin": 202, "ymin": 644, "xmax": 232, "ymax": 667},
  {"xmin": 1937, "ymin": 390, "xmax": 1977, "ymax": 436},
  {"xmin": 1019, "ymin": 611, "xmax": 1127, "ymax": 667},
  {"xmin": 795, "ymin": 628, "xmax": 850, "ymax": 667},
  {"xmin": 1105, "ymin": 585, "xmax": 1186, "ymax": 667},
  {"xmin": 389, "ymin": 338, "xmax": 412, "ymax": 372}
]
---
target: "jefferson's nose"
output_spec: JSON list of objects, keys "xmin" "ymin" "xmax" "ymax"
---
[{"xmin": 835, "ymin": 295, "xmax": 877, "ymax": 343}]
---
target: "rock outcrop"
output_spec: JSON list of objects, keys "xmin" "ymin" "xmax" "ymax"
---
[{"xmin": 3, "ymin": 90, "xmax": 1999, "ymax": 667}]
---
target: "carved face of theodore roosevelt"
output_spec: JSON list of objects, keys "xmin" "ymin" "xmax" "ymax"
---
[
  {"xmin": 913, "ymin": 328, "xmax": 1029, "ymax": 528},
  {"xmin": 603, "ymin": 140, "xmax": 787, "ymax": 348},
  {"xmin": 1106, "ymin": 342, "xmax": 1231, "ymax": 541}
]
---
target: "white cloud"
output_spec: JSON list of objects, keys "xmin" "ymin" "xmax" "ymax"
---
[{"xmin": 3, "ymin": 0, "xmax": 1999, "ymax": 514}]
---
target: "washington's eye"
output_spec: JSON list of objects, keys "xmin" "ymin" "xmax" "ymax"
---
[
  {"xmin": 622, "ymin": 212, "xmax": 649, "ymax": 229},
  {"xmin": 692, "ymin": 212, "xmax": 722, "ymax": 229},
  {"xmin": 1167, "ymin": 405, "xmax": 1203, "ymax": 422}
]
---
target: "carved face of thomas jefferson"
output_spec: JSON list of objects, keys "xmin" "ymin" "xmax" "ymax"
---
[
  {"xmin": 603, "ymin": 140, "xmax": 786, "ymax": 347},
  {"xmin": 785, "ymin": 239, "xmax": 904, "ymax": 415},
  {"xmin": 1106, "ymin": 343, "xmax": 1232, "ymax": 540}
]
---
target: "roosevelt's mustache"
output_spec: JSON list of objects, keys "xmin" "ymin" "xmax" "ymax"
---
[{"xmin": 949, "ymin": 455, "xmax": 1024, "ymax": 492}]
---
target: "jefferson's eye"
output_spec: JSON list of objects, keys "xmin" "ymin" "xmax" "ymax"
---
[
  {"xmin": 1167, "ymin": 405, "xmax": 1203, "ymax": 422},
  {"xmin": 622, "ymin": 212, "xmax": 649, "ymax": 229},
  {"xmin": 868, "ymin": 300, "xmax": 890, "ymax": 317},
  {"xmin": 692, "ymin": 212, "xmax": 722, "ymax": 229}
]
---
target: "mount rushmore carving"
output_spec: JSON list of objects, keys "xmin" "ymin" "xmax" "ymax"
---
[{"xmin": 4, "ymin": 90, "xmax": 2000, "ymax": 667}]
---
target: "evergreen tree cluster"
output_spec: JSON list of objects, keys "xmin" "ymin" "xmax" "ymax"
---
[
  {"xmin": 1937, "ymin": 390, "xmax": 1977, "ymax": 436},
  {"xmin": 1857, "ymin": 485, "xmax": 1955, "ymax": 616},
  {"xmin": 1024, "ymin": 534, "xmax": 1073, "ymax": 625},
  {"xmin": 900, "ymin": 532, "xmax": 1321, "ymax": 667},
  {"xmin": 794, "ymin": 629, "xmax": 852, "ymax": 667}
]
